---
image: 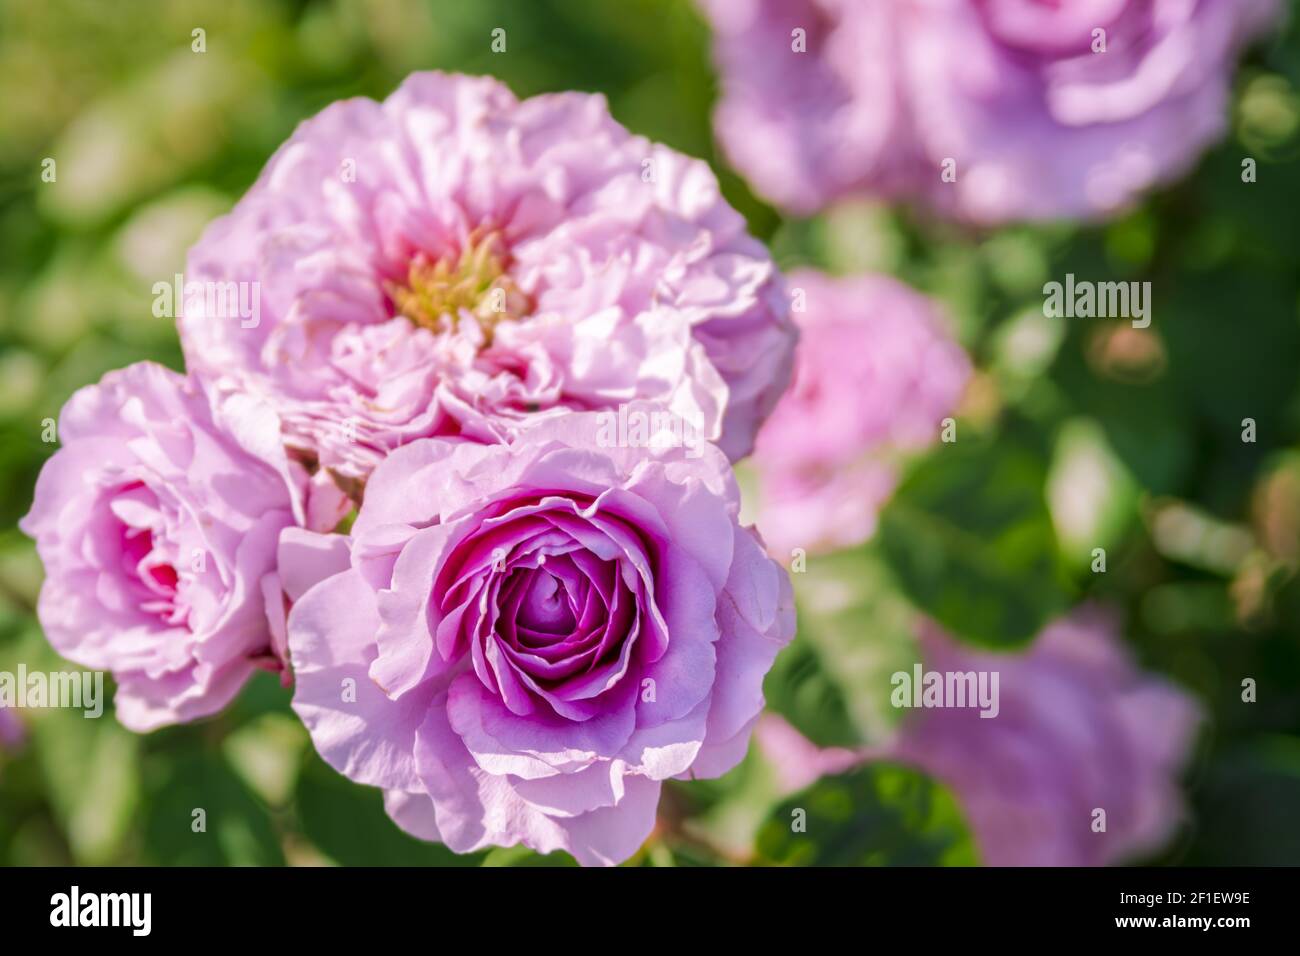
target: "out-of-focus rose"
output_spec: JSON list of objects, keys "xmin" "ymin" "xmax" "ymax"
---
[
  {"xmin": 700, "ymin": 0, "xmax": 1278, "ymax": 222},
  {"xmin": 287, "ymin": 409, "xmax": 795, "ymax": 865},
  {"xmin": 891, "ymin": 608, "xmax": 1203, "ymax": 865},
  {"xmin": 181, "ymin": 71, "xmax": 795, "ymax": 480},
  {"xmin": 753, "ymin": 608, "xmax": 1202, "ymax": 865},
  {"xmin": 749, "ymin": 271, "xmax": 969, "ymax": 560},
  {"xmin": 19, "ymin": 363, "xmax": 301, "ymax": 732},
  {"xmin": 0, "ymin": 707, "xmax": 24, "ymax": 752},
  {"xmin": 700, "ymin": 0, "xmax": 907, "ymax": 215}
]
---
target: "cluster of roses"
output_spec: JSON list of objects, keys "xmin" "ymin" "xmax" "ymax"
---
[
  {"xmin": 18, "ymin": 0, "xmax": 1276, "ymax": 865},
  {"xmin": 21, "ymin": 74, "xmax": 804, "ymax": 866}
]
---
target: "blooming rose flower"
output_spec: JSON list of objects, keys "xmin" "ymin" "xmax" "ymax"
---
[
  {"xmin": 181, "ymin": 71, "xmax": 795, "ymax": 482},
  {"xmin": 749, "ymin": 271, "xmax": 969, "ymax": 559},
  {"xmin": 20, "ymin": 363, "xmax": 302, "ymax": 732},
  {"xmin": 700, "ymin": 0, "xmax": 907, "ymax": 216},
  {"xmin": 751, "ymin": 609, "xmax": 1202, "ymax": 865},
  {"xmin": 287, "ymin": 409, "xmax": 795, "ymax": 864},
  {"xmin": 700, "ymin": 0, "xmax": 1278, "ymax": 221},
  {"xmin": 890, "ymin": 609, "xmax": 1203, "ymax": 865}
]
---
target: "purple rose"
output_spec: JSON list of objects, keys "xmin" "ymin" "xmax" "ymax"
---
[
  {"xmin": 700, "ymin": 0, "xmax": 908, "ymax": 215},
  {"xmin": 891, "ymin": 609, "xmax": 1203, "ymax": 865},
  {"xmin": 181, "ymin": 71, "xmax": 795, "ymax": 480},
  {"xmin": 750, "ymin": 271, "xmax": 969, "ymax": 559},
  {"xmin": 701, "ymin": 0, "xmax": 1277, "ymax": 221},
  {"xmin": 20, "ymin": 363, "xmax": 302, "ymax": 731},
  {"xmin": 754, "ymin": 609, "xmax": 1202, "ymax": 865},
  {"xmin": 287, "ymin": 409, "xmax": 795, "ymax": 864}
]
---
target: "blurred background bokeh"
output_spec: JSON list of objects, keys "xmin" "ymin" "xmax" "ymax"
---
[{"xmin": 1, "ymin": 0, "xmax": 1299, "ymax": 866}]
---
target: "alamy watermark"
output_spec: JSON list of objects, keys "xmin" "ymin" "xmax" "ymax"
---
[
  {"xmin": 50, "ymin": 886, "xmax": 151, "ymax": 936},
  {"xmin": 596, "ymin": 405, "xmax": 704, "ymax": 459},
  {"xmin": 890, "ymin": 664, "xmax": 1000, "ymax": 718},
  {"xmin": 152, "ymin": 273, "xmax": 260, "ymax": 328},
  {"xmin": 0, "ymin": 665, "xmax": 104, "ymax": 718},
  {"xmin": 1043, "ymin": 273, "xmax": 1151, "ymax": 328}
]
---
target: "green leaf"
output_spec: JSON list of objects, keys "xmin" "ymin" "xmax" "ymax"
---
[
  {"xmin": 293, "ymin": 752, "xmax": 484, "ymax": 866},
  {"xmin": 670, "ymin": 748, "xmax": 794, "ymax": 863},
  {"xmin": 223, "ymin": 712, "xmax": 309, "ymax": 808},
  {"xmin": 1049, "ymin": 318, "xmax": 1194, "ymax": 496},
  {"xmin": 1184, "ymin": 737, "xmax": 1300, "ymax": 867},
  {"xmin": 31, "ymin": 705, "xmax": 140, "ymax": 865},
  {"xmin": 13, "ymin": 626, "xmax": 139, "ymax": 865},
  {"xmin": 1045, "ymin": 417, "xmax": 1140, "ymax": 571},
  {"xmin": 766, "ymin": 547, "xmax": 919, "ymax": 748},
  {"xmin": 754, "ymin": 762, "xmax": 977, "ymax": 867},
  {"xmin": 878, "ymin": 427, "xmax": 1070, "ymax": 649},
  {"xmin": 480, "ymin": 845, "xmax": 578, "ymax": 867},
  {"xmin": 140, "ymin": 750, "xmax": 285, "ymax": 866},
  {"xmin": 224, "ymin": 669, "xmax": 295, "ymax": 725}
]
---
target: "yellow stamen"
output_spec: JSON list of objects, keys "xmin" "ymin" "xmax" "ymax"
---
[{"xmin": 386, "ymin": 231, "xmax": 531, "ymax": 344}]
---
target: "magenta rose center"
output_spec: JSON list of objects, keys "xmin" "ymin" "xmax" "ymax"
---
[
  {"xmin": 111, "ymin": 483, "xmax": 187, "ymax": 627},
  {"xmin": 513, "ymin": 568, "xmax": 580, "ymax": 638}
]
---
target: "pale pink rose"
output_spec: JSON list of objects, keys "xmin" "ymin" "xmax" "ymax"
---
[
  {"xmin": 892, "ymin": 609, "xmax": 1203, "ymax": 865},
  {"xmin": 287, "ymin": 409, "xmax": 795, "ymax": 865},
  {"xmin": 749, "ymin": 271, "xmax": 969, "ymax": 559},
  {"xmin": 755, "ymin": 609, "xmax": 1202, "ymax": 866},
  {"xmin": 700, "ymin": 0, "xmax": 908, "ymax": 215},
  {"xmin": 19, "ymin": 363, "xmax": 302, "ymax": 731},
  {"xmin": 181, "ymin": 71, "xmax": 795, "ymax": 481},
  {"xmin": 700, "ymin": 0, "xmax": 1278, "ymax": 222}
]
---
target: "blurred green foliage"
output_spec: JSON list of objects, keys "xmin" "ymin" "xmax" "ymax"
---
[
  {"xmin": 2, "ymin": 0, "xmax": 1300, "ymax": 867},
  {"xmin": 755, "ymin": 763, "xmax": 977, "ymax": 867}
]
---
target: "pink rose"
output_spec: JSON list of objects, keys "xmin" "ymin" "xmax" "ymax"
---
[
  {"xmin": 891, "ymin": 609, "xmax": 1203, "ymax": 865},
  {"xmin": 750, "ymin": 271, "xmax": 969, "ymax": 559},
  {"xmin": 754, "ymin": 609, "xmax": 1202, "ymax": 865},
  {"xmin": 287, "ymin": 410, "xmax": 795, "ymax": 864},
  {"xmin": 19, "ymin": 363, "xmax": 301, "ymax": 732},
  {"xmin": 181, "ymin": 71, "xmax": 795, "ymax": 481},
  {"xmin": 701, "ymin": 0, "xmax": 907, "ymax": 215},
  {"xmin": 701, "ymin": 0, "xmax": 1277, "ymax": 221}
]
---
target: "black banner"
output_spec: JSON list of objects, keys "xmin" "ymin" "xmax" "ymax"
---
[{"xmin": 0, "ymin": 866, "xmax": 1286, "ymax": 942}]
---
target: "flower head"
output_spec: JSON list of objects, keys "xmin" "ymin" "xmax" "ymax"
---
[
  {"xmin": 701, "ymin": 0, "xmax": 1278, "ymax": 221},
  {"xmin": 892, "ymin": 609, "xmax": 1203, "ymax": 865},
  {"xmin": 20, "ymin": 363, "xmax": 301, "ymax": 731},
  {"xmin": 287, "ymin": 409, "xmax": 794, "ymax": 864},
  {"xmin": 181, "ymin": 72, "xmax": 796, "ymax": 481},
  {"xmin": 750, "ymin": 271, "xmax": 969, "ymax": 559}
]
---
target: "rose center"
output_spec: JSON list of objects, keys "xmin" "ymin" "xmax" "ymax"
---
[
  {"xmin": 386, "ymin": 230, "xmax": 531, "ymax": 343},
  {"xmin": 515, "ymin": 570, "xmax": 578, "ymax": 636},
  {"xmin": 120, "ymin": 524, "xmax": 182, "ymax": 622}
]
